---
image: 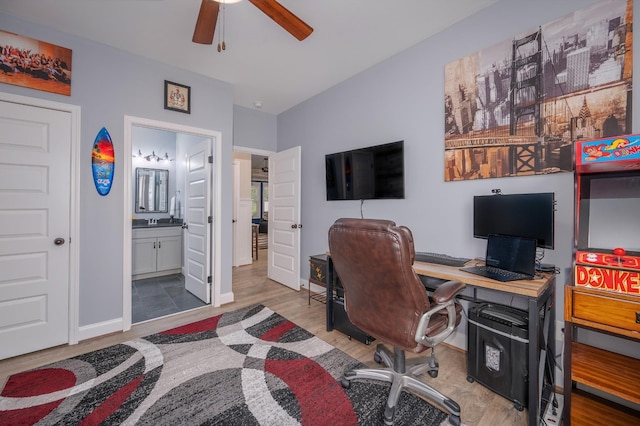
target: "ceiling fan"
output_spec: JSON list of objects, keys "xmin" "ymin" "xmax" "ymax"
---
[{"xmin": 192, "ymin": 0, "xmax": 313, "ymax": 46}]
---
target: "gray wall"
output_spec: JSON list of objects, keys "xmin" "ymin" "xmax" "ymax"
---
[
  {"xmin": 0, "ymin": 12, "xmax": 236, "ymax": 327},
  {"xmin": 233, "ymin": 105, "xmax": 278, "ymax": 151},
  {"xmin": 278, "ymin": 0, "xmax": 633, "ymax": 321}
]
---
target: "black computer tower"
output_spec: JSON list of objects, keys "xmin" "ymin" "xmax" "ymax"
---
[
  {"xmin": 329, "ymin": 270, "xmax": 374, "ymax": 345},
  {"xmin": 332, "ymin": 298, "xmax": 374, "ymax": 345},
  {"xmin": 467, "ymin": 302, "xmax": 529, "ymax": 410}
]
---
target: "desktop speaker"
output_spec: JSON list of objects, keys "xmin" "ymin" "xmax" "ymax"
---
[{"xmin": 467, "ymin": 302, "xmax": 529, "ymax": 410}]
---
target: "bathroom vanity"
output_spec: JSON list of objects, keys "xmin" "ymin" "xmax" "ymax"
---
[{"xmin": 132, "ymin": 223, "xmax": 182, "ymax": 279}]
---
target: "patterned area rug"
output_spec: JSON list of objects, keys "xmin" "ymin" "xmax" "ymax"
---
[{"xmin": 0, "ymin": 305, "xmax": 448, "ymax": 425}]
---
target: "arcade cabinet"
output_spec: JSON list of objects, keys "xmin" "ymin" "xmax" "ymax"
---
[{"xmin": 564, "ymin": 134, "xmax": 640, "ymax": 425}]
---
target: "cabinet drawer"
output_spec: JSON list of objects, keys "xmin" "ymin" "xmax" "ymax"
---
[
  {"xmin": 571, "ymin": 288, "xmax": 640, "ymax": 334},
  {"xmin": 133, "ymin": 226, "xmax": 182, "ymax": 239}
]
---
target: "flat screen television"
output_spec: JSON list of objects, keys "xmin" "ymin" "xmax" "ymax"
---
[
  {"xmin": 325, "ymin": 140, "xmax": 404, "ymax": 201},
  {"xmin": 577, "ymin": 171, "xmax": 640, "ymax": 255},
  {"xmin": 473, "ymin": 192, "xmax": 555, "ymax": 249}
]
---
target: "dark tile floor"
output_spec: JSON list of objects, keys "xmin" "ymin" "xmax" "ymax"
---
[{"xmin": 132, "ymin": 273, "xmax": 208, "ymax": 323}]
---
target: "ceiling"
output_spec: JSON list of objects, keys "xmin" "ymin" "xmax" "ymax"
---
[{"xmin": 0, "ymin": 0, "xmax": 499, "ymax": 114}]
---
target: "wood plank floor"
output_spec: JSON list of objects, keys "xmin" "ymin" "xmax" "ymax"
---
[{"xmin": 0, "ymin": 249, "xmax": 527, "ymax": 426}]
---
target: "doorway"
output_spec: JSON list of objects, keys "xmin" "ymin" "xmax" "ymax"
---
[
  {"xmin": 232, "ymin": 146, "xmax": 302, "ymax": 293},
  {"xmin": 123, "ymin": 116, "xmax": 222, "ymax": 329},
  {"xmin": 232, "ymin": 148, "xmax": 272, "ymax": 280}
]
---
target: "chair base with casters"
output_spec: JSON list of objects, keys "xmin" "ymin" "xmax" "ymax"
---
[{"xmin": 341, "ymin": 344, "xmax": 461, "ymax": 426}]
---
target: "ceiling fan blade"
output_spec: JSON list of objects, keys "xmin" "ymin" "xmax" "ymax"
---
[
  {"xmin": 192, "ymin": 0, "xmax": 219, "ymax": 45},
  {"xmin": 248, "ymin": 0, "xmax": 313, "ymax": 41}
]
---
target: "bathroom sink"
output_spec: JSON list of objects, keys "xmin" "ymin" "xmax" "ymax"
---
[{"xmin": 132, "ymin": 221, "xmax": 182, "ymax": 229}]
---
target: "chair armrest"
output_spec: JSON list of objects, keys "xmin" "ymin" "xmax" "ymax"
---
[
  {"xmin": 432, "ymin": 280, "xmax": 465, "ymax": 304},
  {"xmin": 414, "ymin": 280, "xmax": 465, "ymax": 348}
]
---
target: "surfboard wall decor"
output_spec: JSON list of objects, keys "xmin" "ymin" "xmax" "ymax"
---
[{"xmin": 92, "ymin": 127, "xmax": 115, "ymax": 196}]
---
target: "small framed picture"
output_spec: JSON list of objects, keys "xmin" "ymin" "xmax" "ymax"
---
[{"xmin": 164, "ymin": 80, "xmax": 191, "ymax": 114}]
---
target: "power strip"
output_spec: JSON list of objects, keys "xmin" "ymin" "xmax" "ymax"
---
[{"xmin": 541, "ymin": 392, "xmax": 563, "ymax": 425}]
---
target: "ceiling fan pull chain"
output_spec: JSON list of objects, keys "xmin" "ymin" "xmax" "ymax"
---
[
  {"xmin": 216, "ymin": 11, "xmax": 221, "ymax": 52},
  {"xmin": 216, "ymin": 3, "xmax": 223, "ymax": 52},
  {"xmin": 221, "ymin": 3, "xmax": 226, "ymax": 51}
]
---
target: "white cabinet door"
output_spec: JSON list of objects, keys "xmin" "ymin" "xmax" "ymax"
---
[
  {"xmin": 132, "ymin": 237, "xmax": 157, "ymax": 275},
  {"xmin": 157, "ymin": 235, "xmax": 182, "ymax": 271}
]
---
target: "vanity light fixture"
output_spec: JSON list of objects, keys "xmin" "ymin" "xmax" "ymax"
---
[
  {"xmin": 133, "ymin": 150, "xmax": 173, "ymax": 162},
  {"xmin": 144, "ymin": 151, "xmax": 161, "ymax": 162}
]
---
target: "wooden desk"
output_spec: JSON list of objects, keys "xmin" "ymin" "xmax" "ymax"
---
[
  {"xmin": 412, "ymin": 260, "xmax": 552, "ymax": 299},
  {"xmin": 326, "ymin": 256, "xmax": 555, "ymax": 426}
]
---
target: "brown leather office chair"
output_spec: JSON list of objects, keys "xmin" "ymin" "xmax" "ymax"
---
[{"xmin": 328, "ymin": 218, "xmax": 466, "ymax": 426}]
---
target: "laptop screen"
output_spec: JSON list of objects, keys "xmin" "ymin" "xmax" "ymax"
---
[{"xmin": 485, "ymin": 234, "xmax": 537, "ymax": 276}]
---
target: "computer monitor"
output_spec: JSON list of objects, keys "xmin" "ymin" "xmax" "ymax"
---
[{"xmin": 473, "ymin": 192, "xmax": 555, "ymax": 249}]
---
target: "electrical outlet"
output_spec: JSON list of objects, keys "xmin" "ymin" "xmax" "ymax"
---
[{"xmin": 541, "ymin": 392, "xmax": 563, "ymax": 425}]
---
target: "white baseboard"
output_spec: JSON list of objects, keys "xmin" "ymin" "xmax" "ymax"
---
[
  {"xmin": 78, "ymin": 318, "xmax": 123, "ymax": 341},
  {"xmin": 217, "ymin": 291, "xmax": 234, "ymax": 306},
  {"xmin": 308, "ymin": 282, "xmax": 325, "ymax": 294}
]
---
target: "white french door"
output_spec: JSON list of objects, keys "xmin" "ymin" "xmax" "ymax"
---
[
  {"xmin": 184, "ymin": 138, "xmax": 212, "ymax": 303},
  {"xmin": 267, "ymin": 146, "xmax": 301, "ymax": 290}
]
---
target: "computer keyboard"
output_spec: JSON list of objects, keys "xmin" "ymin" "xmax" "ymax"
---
[
  {"xmin": 484, "ymin": 266, "xmax": 529, "ymax": 280},
  {"xmin": 414, "ymin": 252, "xmax": 471, "ymax": 267}
]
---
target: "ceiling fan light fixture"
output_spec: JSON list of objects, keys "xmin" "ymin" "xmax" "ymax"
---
[{"xmin": 214, "ymin": 0, "xmax": 242, "ymax": 4}]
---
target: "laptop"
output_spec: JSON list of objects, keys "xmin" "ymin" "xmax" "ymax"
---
[{"xmin": 461, "ymin": 234, "xmax": 537, "ymax": 282}]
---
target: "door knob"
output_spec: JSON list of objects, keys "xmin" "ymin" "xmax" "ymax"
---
[
  {"xmin": 291, "ymin": 224, "xmax": 297, "ymax": 229},
  {"xmin": 54, "ymin": 237, "xmax": 65, "ymax": 246},
  {"xmin": 181, "ymin": 223, "xmax": 188, "ymax": 229}
]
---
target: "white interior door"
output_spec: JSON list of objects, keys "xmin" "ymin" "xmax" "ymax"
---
[
  {"xmin": 184, "ymin": 138, "xmax": 211, "ymax": 303},
  {"xmin": 0, "ymin": 100, "xmax": 71, "ymax": 359},
  {"xmin": 267, "ymin": 146, "xmax": 301, "ymax": 290},
  {"xmin": 232, "ymin": 161, "xmax": 241, "ymax": 266},
  {"xmin": 233, "ymin": 159, "xmax": 252, "ymax": 266}
]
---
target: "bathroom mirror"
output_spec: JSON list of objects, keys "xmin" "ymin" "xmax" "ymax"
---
[{"xmin": 135, "ymin": 168, "xmax": 169, "ymax": 213}]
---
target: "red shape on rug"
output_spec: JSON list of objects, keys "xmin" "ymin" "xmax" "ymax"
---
[
  {"xmin": 1, "ymin": 368, "xmax": 77, "ymax": 425},
  {"xmin": 2, "ymin": 368, "xmax": 76, "ymax": 397},
  {"xmin": 161, "ymin": 314, "xmax": 222, "ymax": 335},
  {"xmin": 78, "ymin": 374, "xmax": 144, "ymax": 425},
  {"xmin": 265, "ymin": 357, "xmax": 358, "ymax": 424},
  {"xmin": 2, "ymin": 401, "xmax": 67, "ymax": 426},
  {"xmin": 260, "ymin": 320, "xmax": 297, "ymax": 342}
]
